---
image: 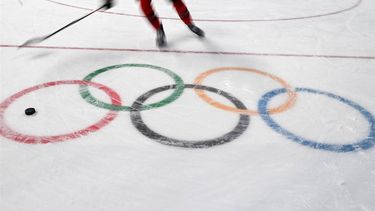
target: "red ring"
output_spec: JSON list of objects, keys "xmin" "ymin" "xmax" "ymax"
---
[{"xmin": 0, "ymin": 80, "xmax": 121, "ymax": 144}]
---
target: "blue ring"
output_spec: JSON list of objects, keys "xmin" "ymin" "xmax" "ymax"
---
[{"xmin": 258, "ymin": 88, "xmax": 375, "ymax": 152}]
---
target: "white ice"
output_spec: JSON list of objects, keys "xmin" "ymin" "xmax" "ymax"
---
[{"xmin": 1, "ymin": 0, "xmax": 375, "ymax": 210}]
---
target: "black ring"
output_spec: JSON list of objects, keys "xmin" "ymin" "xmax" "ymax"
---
[{"xmin": 130, "ymin": 84, "xmax": 250, "ymax": 148}]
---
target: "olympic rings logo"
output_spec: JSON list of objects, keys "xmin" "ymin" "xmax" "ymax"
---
[{"xmin": 0, "ymin": 64, "xmax": 374, "ymax": 153}]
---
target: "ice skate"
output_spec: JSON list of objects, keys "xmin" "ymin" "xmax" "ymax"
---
[
  {"xmin": 188, "ymin": 24, "xmax": 205, "ymax": 37},
  {"xmin": 156, "ymin": 25, "xmax": 167, "ymax": 47}
]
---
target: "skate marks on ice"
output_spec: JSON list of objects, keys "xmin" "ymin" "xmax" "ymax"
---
[{"xmin": 0, "ymin": 64, "xmax": 374, "ymax": 152}]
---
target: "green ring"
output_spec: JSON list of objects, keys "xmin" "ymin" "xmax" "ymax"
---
[{"xmin": 79, "ymin": 64, "xmax": 184, "ymax": 111}]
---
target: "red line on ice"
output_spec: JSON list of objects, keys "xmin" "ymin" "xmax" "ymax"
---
[{"xmin": 1, "ymin": 44, "xmax": 374, "ymax": 60}]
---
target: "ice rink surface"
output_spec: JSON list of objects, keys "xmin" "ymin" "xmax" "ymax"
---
[{"xmin": 1, "ymin": 0, "xmax": 375, "ymax": 210}]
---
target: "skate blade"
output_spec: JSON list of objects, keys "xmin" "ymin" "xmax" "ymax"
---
[{"xmin": 18, "ymin": 37, "xmax": 45, "ymax": 48}]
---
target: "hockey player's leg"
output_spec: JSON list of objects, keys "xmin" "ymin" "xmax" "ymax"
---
[
  {"xmin": 170, "ymin": 0, "xmax": 192, "ymax": 25},
  {"xmin": 170, "ymin": 0, "xmax": 205, "ymax": 37},
  {"xmin": 140, "ymin": 0, "xmax": 166, "ymax": 47}
]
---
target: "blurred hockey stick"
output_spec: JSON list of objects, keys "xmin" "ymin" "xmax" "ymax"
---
[{"xmin": 19, "ymin": 4, "xmax": 107, "ymax": 48}]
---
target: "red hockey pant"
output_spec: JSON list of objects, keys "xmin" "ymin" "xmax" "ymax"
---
[{"xmin": 140, "ymin": 0, "xmax": 193, "ymax": 30}]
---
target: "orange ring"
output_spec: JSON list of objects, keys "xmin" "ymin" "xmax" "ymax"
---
[{"xmin": 194, "ymin": 67, "xmax": 297, "ymax": 115}]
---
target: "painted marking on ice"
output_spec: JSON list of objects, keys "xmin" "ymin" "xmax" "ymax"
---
[
  {"xmin": 80, "ymin": 64, "xmax": 184, "ymax": 111},
  {"xmin": 1, "ymin": 44, "xmax": 373, "ymax": 60},
  {"xmin": 258, "ymin": 88, "xmax": 375, "ymax": 152},
  {"xmin": 130, "ymin": 84, "xmax": 250, "ymax": 148},
  {"xmin": 194, "ymin": 67, "xmax": 297, "ymax": 115},
  {"xmin": 0, "ymin": 80, "xmax": 121, "ymax": 144},
  {"xmin": 46, "ymin": 0, "xmax": 362, "ymax": 23}
]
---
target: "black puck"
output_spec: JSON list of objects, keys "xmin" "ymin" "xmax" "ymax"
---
[{"xmin": 25, "ymin": 107, "xmax": 36, "ymax": 116}]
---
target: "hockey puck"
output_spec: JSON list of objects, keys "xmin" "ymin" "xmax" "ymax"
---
[{"xmin": 25, "ymin": 107, "xmax": 36, "ymax": 116}]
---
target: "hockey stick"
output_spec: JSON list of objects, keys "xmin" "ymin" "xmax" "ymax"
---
[{"xmin": 19, "ymin": 4, "xmax": 107, "ymax": 48}]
